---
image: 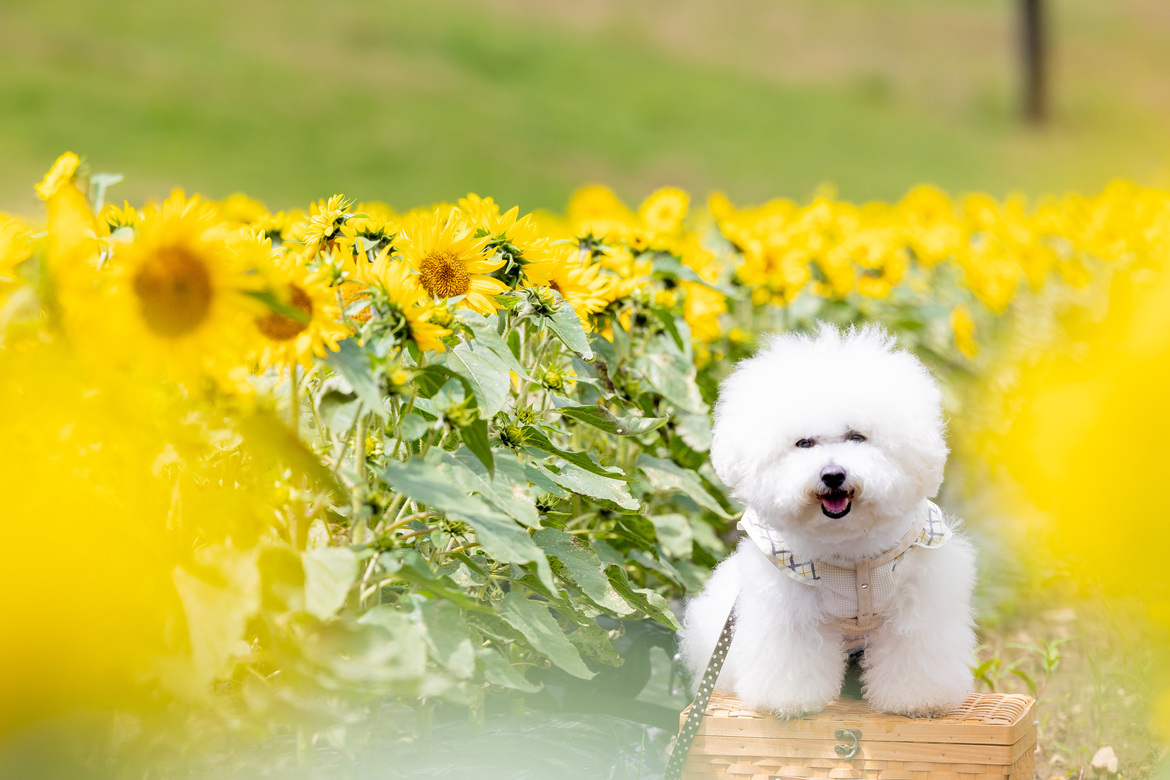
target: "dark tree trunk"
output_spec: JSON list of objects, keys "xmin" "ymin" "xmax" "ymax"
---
[{"xmin": 1021, "ymin": 0, "xmax": 1048, "ymax": 123}]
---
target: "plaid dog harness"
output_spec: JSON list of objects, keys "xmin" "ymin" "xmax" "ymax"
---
[{"xmin": 738, "ymin": 500, "xmax": 952, "ymax": 640}]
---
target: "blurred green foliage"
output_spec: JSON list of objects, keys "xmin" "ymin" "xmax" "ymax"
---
[{"xmin": 2, "ymin": 0, "xmax": 1170, "ymax": 213}]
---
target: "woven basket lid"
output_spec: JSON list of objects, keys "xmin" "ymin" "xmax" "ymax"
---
[{"xmin": 683, "ymin": 692, "xmax": 1036, "ymax": 747}]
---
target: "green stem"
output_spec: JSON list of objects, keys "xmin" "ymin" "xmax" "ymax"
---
[
  {"xmin": 352, "ymin": 413, "xmax": 368, "ymax": 523},
  {"xmin": 468, "ymin": 688, "xmax": 485, "ymax": 737},
  {"xmin": 383, "ymin": 511, "xmax": 437, "ymax": 534},
  {"xmin": 376, "ymin": 492, "xmax": 408, "ymax": 535},
  {"xmin": 390, "ymin": 390, "xmax": 418, "ymax": 459},
  {"xmin": 519, "ymin": 335, "xmax": 552, "ymax": 408},
  {"xmin": 419, "ymin": 426, "xmax": 445, "ymax": 456},
  {"xmin": 397, "ymin": 526, "xmax": 437, "ymax": 541},
  {"xmin": 288, "ymin": 358, "xmax": 300, "ymax": 438}
]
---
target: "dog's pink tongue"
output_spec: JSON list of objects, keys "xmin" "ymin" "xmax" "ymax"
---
[{"xmin": 822, "ymin": 494, "xmax": 850, "ymax": 514}]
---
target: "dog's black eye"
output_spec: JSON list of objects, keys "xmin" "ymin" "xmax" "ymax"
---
[
  {"xmin": 796, "ymin": 438, "xmax": 815, "ymax": 448},
  {"xmin": 848, "ymin": 433, "xmax": 867, "ymax": 443}
]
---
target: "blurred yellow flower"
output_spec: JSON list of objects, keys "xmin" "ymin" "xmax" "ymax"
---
[
  {"xmin": 96, "ymin": 193, "xmax": 257, "ymax": 383},
  {"xmin": 34, "ymin": 151, "xmax": 81, "ymax": 200},
  {"xmin": 243, "ymin": 237, "xmax": 346, "ymax": 371},
  {"xmin": 524, "ymin": 243, "xmax": 610, "ymax": 326},
  {"xmin": 638, "ymin": 187, "xmax": 689, "ymax": 235},
  {"xmin": 950, "ymin": 304, "xmax": 977, "ymax": 359},
  {"xmin": 0, "ymin": 213, "xmax": 34, "ymax": 291}
]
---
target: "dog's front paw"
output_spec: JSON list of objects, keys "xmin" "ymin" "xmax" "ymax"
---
[
  {"xmin": 765, "ymin": 703, "xmax": 825, "ymax": 720},
  {"xmin": 884, "ymin": 702, "xmax": 955, "ymax": 719},
  {"xmin": 741, "ymin": 690, "xmax": 832, "ymax": 720},
  {"xmin": 865, "ymin": 685, "xmax": 968, "ymax": 719}
]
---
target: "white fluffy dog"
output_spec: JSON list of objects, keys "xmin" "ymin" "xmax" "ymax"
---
[{"xmin": 680, "ymin": 324, "xmax": 976, "ymax": 718}]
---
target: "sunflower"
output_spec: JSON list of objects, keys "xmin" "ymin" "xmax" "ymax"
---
[
  {"xmin": 215, "ymin": 193, "xmax": 268, "ymax": 227},
  {"xmin": 524, "ymin": 243, "xmax": 610, "ymax": 326},
  {"xmin": 0, "ymin": 213, "xmax": 34, "ymax": 291},
  {"xmin": 364, "ymin": 249, "xmax": 452, "ymax": 352},
  {"xmin": 459, "ymin": 193, "xmax": 556, "ymax": 286},
  {"xmin": 35, "ymin": 151, "xmax": 81, "ymax": 200},
  {"xmin": 396, "ymin": 209, "xmax": 505, "ymax": 315},
  {"xmin": 459, "ymin": 193, "xmax": 553, "ymax": 262},
  {"xmin": 299, "ymin": 194, "xmax": 354, "ymax": 253},
  {"xmin": 950, "ymin": 304, "xmax": 977, "ymax": 359},
  {"xmin": 245, "ymin": 237, "xmax": 347, "ymax": 372},
  {"xmin": 597, "ymin": 246, "xmax": 652, "ymax": 304},
  {"xmin": 339, "ymin": 208, "xmax": 397, "ymax": 259},
  {"xmin": 95, "ymin": 192, "xmax": 257, "ymax": 383},
  {"xmin": 99, "ymin": 201, "xmax": 139, "ymax": 234},
  {"xmin": 638, "ymin": 187, "xmax": 689, "ymax": 236},
  {"xmin": 253, "ymin": 209, "xmax": 304, "ymax": 245}
]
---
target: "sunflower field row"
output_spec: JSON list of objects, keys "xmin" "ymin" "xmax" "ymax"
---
[{"xmin": 1, "ymin": 153, "xmax": 1166, "ymax": 768}]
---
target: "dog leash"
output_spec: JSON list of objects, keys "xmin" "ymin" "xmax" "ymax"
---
[{"xmin": 664, "ymin": 599, "xmax": 737, "ymax": 780}]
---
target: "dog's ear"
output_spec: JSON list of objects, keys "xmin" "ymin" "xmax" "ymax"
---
[{"xmin": 709, "ymin": 424, "xmax": 745, "ymax": 492}]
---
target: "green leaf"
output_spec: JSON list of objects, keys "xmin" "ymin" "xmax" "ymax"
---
[
  {"xmin": 650, "ymin": 306, "xmax": 687, "ymax": 352},
  {"xmin": 413, "ymin": 364, "xmax": 469, "ymax": 399},
  {"xmin": 258, "ymin": 546, "xmax": 305, "ymax": 613},
  {"xmin": 533, "ymin": 528, "xmax": 633, "ymax": 615},
  {"xmin": 523, "ymin": 462, "xmax": 569, "ymax": 497},
  {"xmin": 535, "ymin": 462, "xmax": 640, "ymax": 511},
  {"xmin": 417, "ymin": 597, "xmax": 476, "ymax": 679},
  {"xmin": 628, "ymin": 548, "xmax": 683, "ymax": 589},
  {"xmin": 588, "ymin": 332, "xmax": 621, "ymax": 384},
  {"xmin": 447, "ymin": 448, "xmax": 540, "ymax": 528},
  {"xmin": 637, "ymin": 454, "xmax": 731, "ymax": 518},
  {"xmin": 381, "ymin": 550, "xmax": 486, "ymax": 612},
  {"xmin": 458, "ymin": 417, "xmax": 494, "ymax": 472},
  {"xmin": 379, "ymin": 459, "xmax": 555, "ymax": 591},
  {"xmin": 318, "ymin": 388, "xmax": 361, "ymax": 434},
  {"xmin": 568, "ymin": 621, "xmax": 623, "ymax": 668},
  {"xmin": 88, "ymin": 172, "xmax": 124, "ymax": 211},
  {"xmin": 498, "ymin": 592, "xmax": 595, "ymax": 680},
  {"xmin": 557, "ymin": 405, "xmax": 668, "ymax": 436},
  {"xmin": 541, "ymin": 298, "xmax": 594, "ymax": 359},
  {"xmin": 325, "ymin": 339, "xmax": 386, "ymax": 417},
  {"xmin": 456, "ymin": 310, "xmax": 530, "ymax": 379},
  {"xmin": 522, "ymin": 426, "xmax": 628, "ymax": 479},
  {"xmin": 353, "ymin": 605, "xmax": 429, "ymax": 683},
  {"xmin": 613, "ymin": 514, "xmax": 658, "ymax": 551},
  {"xmin": 639, "ymin": 350, "xmax": 705, "ymax": 413},
  {"xmin": 446, "ymin": 341, "xmax": 511, "ymax": 417},
  {"xmin": 652, "ymin": 254, "xmax": 707, "ymax": 285},
  {"xmin": 478, "ymin": 646, "xmax": 541, "ymax": 693},
  {"xmin": 237, "ymin": 410, "xmax": 346, "ymax": 502},
  {"xmin": 603, "ymin": 565, "xmax": 680, "ymax": 630},
  {"xmin": 302, "ymin": 547, "xmax": 358, "ymax": 619},
  {"xmin": 398, "ymin": 412, "xmax": 430, "ymax": 442},
  {"xmin": 380, "ymin": 456, "xmax": 493, "ymax": 519},
  {"xmin": 676, "ymin": 412, "xmax": 713, "ymax": 453},
  {"xmin": 690, "ymin": 520, "xmax": 728, "ymax": 560},
  {"xmin": 244, "ymin": 289, "xmax": 312, "ymax": 324},
  {"xmin": 649, "ymin": 513, "xmax": 694, "ymax": 559},
  {"xmin": 171, "ymin": 547, "xmax": 260, "ymax": 687}
]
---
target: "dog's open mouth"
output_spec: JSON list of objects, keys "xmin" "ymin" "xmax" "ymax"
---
[{"xmin": 819, "ymin": 490, "xmax": 853, "ymax": 519}]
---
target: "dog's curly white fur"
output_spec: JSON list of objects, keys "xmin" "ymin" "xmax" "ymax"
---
[{"xmin": 680, "ymin": 324, "xmax": 976, "ymax": 718}]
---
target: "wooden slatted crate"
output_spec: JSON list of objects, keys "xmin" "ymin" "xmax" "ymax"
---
[{"xmin": 679, "ymin": 692, "xmax": 1036, "ymax": 780}]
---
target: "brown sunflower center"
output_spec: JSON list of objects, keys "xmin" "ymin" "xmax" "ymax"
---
[
  {"xmin": 418, "ymin": 250, "xmax": 470, "ymax": 299},
  {"xmin": 256, "ymin": 284, "xmax": 313, "ymax": 341},
  {"xmin": 132, "ymin": 246, "xmax": 214, "ymax": 338}
]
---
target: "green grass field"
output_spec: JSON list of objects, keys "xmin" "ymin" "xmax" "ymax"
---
[{"xmin": 2, "ymin": 0, "xmax": 1169, "ymax": 213}]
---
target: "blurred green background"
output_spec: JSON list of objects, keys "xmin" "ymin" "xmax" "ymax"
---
[{"xmin": 2, "ymin": 0, "xmax": 1169, "ymax": 214}]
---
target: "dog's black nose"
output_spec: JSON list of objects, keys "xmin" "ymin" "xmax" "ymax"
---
[{"xmin": 820, "ymin": 467, "xmax": 846, "ymax": 489}]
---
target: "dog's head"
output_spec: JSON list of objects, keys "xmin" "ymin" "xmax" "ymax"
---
[{"xmin": 710, "ymin": 323, "xmax": 947, "ymax": 558}]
